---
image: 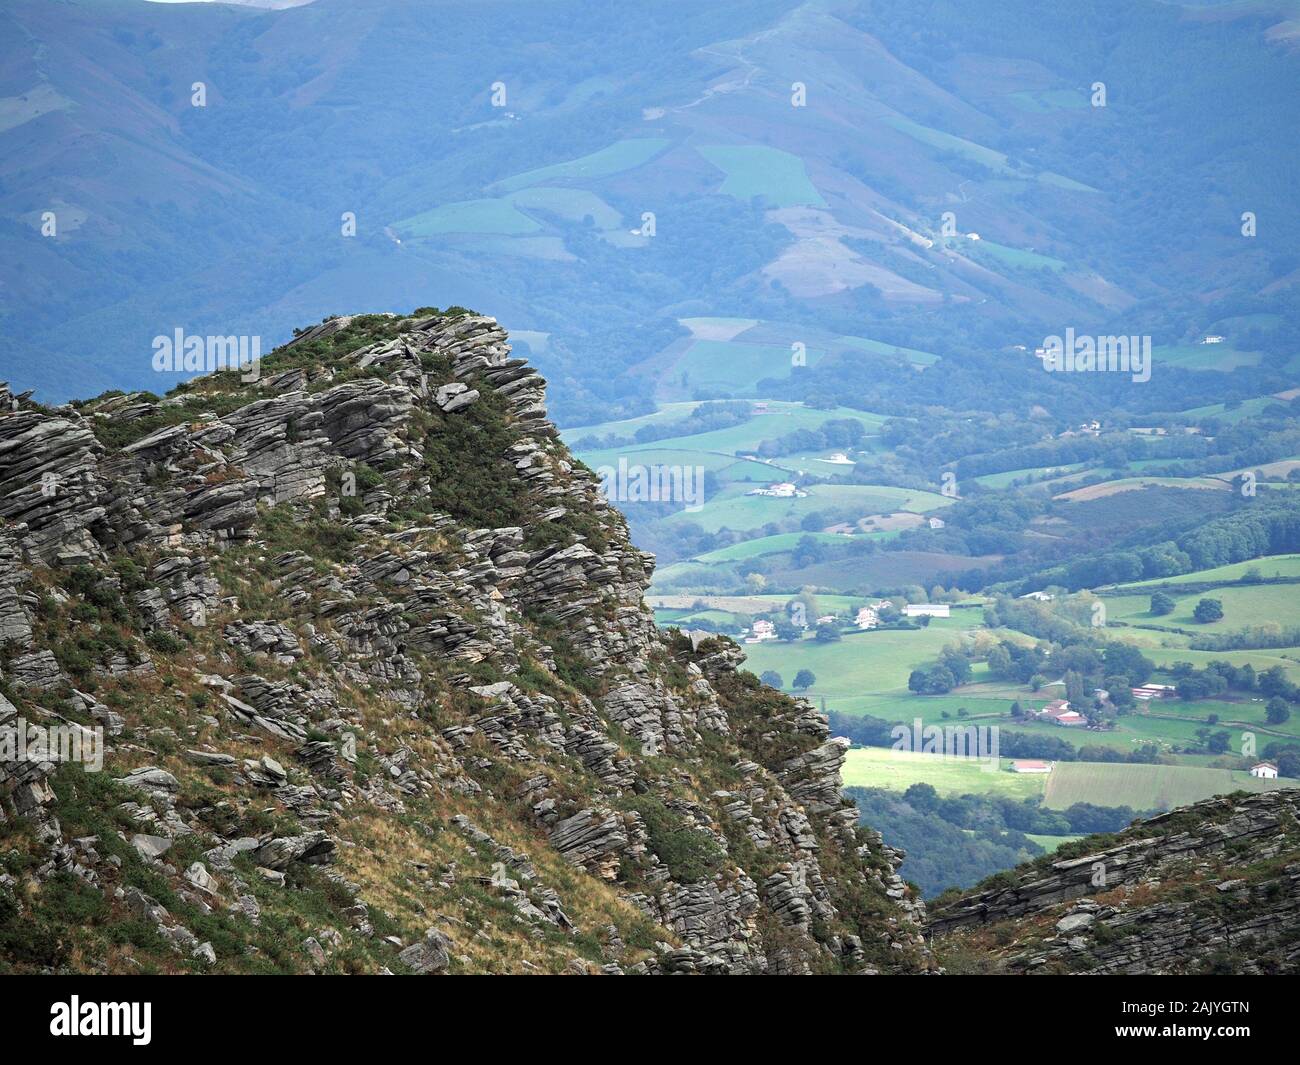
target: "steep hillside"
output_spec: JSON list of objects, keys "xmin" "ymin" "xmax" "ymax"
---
[
  {"xmin": 0, "ymin": 309, "xmax": 931, "ymax": 974},
  {"xmin": 929, "ymin": 787, "xmax": 1300, "ymax": 974}
]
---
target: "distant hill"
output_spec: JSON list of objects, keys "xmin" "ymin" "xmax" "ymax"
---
[{"xmin": 2, "ymin": 0, "xmax": 1298, "ymax": 422}]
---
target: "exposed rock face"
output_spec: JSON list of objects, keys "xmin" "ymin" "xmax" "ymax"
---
[
  {"xmin": 929, "ymin": 789, "xmax": 1300, "ymax": 975},
  {"xmin": 0, "ymin": 311, "xmax": 928, "ymax": 975}
]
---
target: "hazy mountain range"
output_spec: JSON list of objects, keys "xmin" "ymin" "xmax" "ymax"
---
[{"xmin": 2, "ymin": 0, "xmax": 1298, "ymax": 423}]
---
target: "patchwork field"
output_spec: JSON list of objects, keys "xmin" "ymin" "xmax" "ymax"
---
[
  {"xmin": 1110, "ymin": 554, "xmax": 1300, "ymax": 590},
  {"xmin": 841, "ymin": 748, "xmax": 1042, "ymax": 799},
  {"xmin": 698, "ymin": 145, "xmax": 826, "ymax": 208},
  {"xmin": 841, "ymin": 749, "xmax": 1293, "ymax": 812},
  {"xmin": 1103, "ymin": 583, "xmax": 1300, "ymax": 634},
  {"xmin": 662, "ymin": 482, "xmax": 953, "ymax": 533},
  {"xmin": 665, "ymin": 338, "xmax": 827, "ymax": 395},
  {"xmin": 693, "ymin": 531, "xmax": 856, "ymax": 562},
  {"xmin": 1041, "ymin": 762, "xmax": 1290, "ymax": 810},
  {"xmin": 1053, "ymin": 476, "xmax": 1228, "ymax": 502},
  {"xmin": 492, "ymin": 137, "xmax": 670, "ymax": 192},
  {"xmin": 741, "ymin": 618, "xmax": 979, "ymax": 697}
]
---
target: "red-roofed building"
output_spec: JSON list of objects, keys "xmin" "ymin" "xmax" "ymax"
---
[
  {"xmin": 1011, "ymin": 760, "xmax": 1054, "ymax": 774},
  {"xmin": 1036, "ymin": 699, "xmax": 1087, "ymax": 727}
]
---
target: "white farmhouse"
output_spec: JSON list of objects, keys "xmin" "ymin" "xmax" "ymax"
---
[{"xmin": 1250, "ymin": 761, "xmax": 1279, "ymax": 779}]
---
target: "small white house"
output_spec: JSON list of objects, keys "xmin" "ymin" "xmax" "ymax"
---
[
  {"xmin": 1011, "ymin": 760, "xmax": 1054, "ymax": 774},
  {"xmin": 855, "ymin": 606, "xmax": 879, "ymax": 630},
  {"xmin": 745, "ymin": 619, "xmax": 778, "ymax": 644},
  {"xmin": 746, "ymin": 481, "xmax": 805, "ymax": 498},
  {"xmin": 904, "ymin": 603, "xmax": 950, "ymax": 618},
  {"xmin": 1250, "ymin": 761, "xmax": 1279, "ymax": 779},
  {"xmin": 928, "ymin": 516, "xmax": 946, "ymax": 529}
]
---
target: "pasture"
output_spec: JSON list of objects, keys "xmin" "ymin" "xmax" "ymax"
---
[
  {"xmin": 841, "ymin": 748, "xmax": 1042, "ymax": 799},
  {"xmin": 1041, "ymin": 761, "xmax": 1289, "ymax": 811},
  {"xmin": 698, "ymin": 145, "xmax": 826, "ymax": 208}
]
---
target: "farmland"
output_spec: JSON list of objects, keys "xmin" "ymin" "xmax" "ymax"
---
[
  {"xmin": 841, "ymin": 748, "xmax": 1044, "ymax": 799},
  {"xmin": 698, "ymin": 145, "xmax": 826, "ymax": 208},
  {"xmin": 661, "ymin": 483, "xmax": 953, "ymax": 534},
  {"xmin": 841, "ymin": 749, "xmax": 1292, "ymax": 812},
  {"xmin": 1041, "ymin": 762, "xmax": 1289, "ymax": 810}
]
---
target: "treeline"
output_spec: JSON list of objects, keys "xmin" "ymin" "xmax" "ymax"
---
[
  {"xmin": 1003, "ymin": 496, "xmax": 1300, "ymax": 593},
  {"xmin": 571, "ymin": 400, "xmax": 751, "ymax": 450},
  {"xmin": 752, "ymin": 417, "xmax": 867, "ymax": 458},
  {"xmin": 827, "ymin": 711, "xmax": 1162, "ymax": 764},
  {"xmin": 847, "ymin": 784, "xmax": 1144, "ymax": 898}
]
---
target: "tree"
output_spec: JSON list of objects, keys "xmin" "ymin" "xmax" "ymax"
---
[
  {"xmin": 759, "ymin": 670, "xmax": 783, "ymax": 689},
  {"xmin": 987, "ymin": 644, "xmax": 1012, "ymax": 677},
  {"xmin": 744, "ymin": 572, "xmax": 767, "ymax": 593},
  {"xmin": 1193, "ymin": 598, "xmax": 1224, "ymax": 623},
  {"xmin": 774, "ymin": 619, "xmax": 800, "ymax": 642},
  {"xmin": 1150, "ymin": 591, "xmax": 1175, "ymax": 616},
  {"xmin": 793, "ymin": 669, "xmax": 816, "ymax": 691},
  {"xmin": 902, "ymin": 782, "xmax": 939, "ymax": 812},
  {"xmin": 1267, "ymin": 698, "xmax": 1292, "ymax": 725},
  {"xmin": 814, "ymin": 622, "xmax": 841, "ymax": 642}
]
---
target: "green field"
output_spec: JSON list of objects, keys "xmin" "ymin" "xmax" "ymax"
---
[
  {"xmin": 1102, "ymin": 582, "xmax": 1300, "ymax": 637},
  {"xmin": 972, "ymin": 239, "xmax": 1067, "ymax": 272},
  {"xmin": 1180, "ymin": 396, "xmax": 1282, "ymax": 424},
  {"xmin": 1111, "ymin": 554, "xmax": 1300, "ymax": 589},
  {"xmin": 1143, "ymin": 647, "xmax": 1300, "ymax": 684},
  {"xmin": 570, "ymin": 402, "xmax": 887, "ymax": 464},
  {"xmin": 1153, "ymin": 342, "xmax": 1261, "ymax": 372},
  {"xmin": 698, "ymin": 145, "xmax": 826, "ymax": 208},
  {"xmin": 663, "ymin": 481, "xmax": 953, "ymax": 533},
  {"xmin": 743, "ymin": 619, "xmax": 977, "ymax": 697},
  {"xmin": 835, "ymin": 335, "xmax": 939, "ymax": 367},
  {"xmin": 668, "ymin": 338, "xmax": 827, "ymax": 395},
  {"xmin": 1042, "ymin": 761, "xmax": 1290, "ymax": 810},
  {"xmin": 694, "ymin": 531, "xmax": 856, "ymax": 563},
  {"xmin": 493, "ymin": 137, "xmax": 670, "ymax": 192},
  {"xmin": 562, "ymin": 402, "xmax": 700, "ymax": 443},
  {"xmin": 1025, "ymin": 833, "xmax": 1084, "ymax": 853},
  {"xmin": 884, "ymin": 116, "xmax": 1014, "ymax": 173},
  {"xmin": 973, "ymin": 462, "xmax": 1089, "ymax": 489},
  {"xmin": 842, "ymin": 748, "xmax": 1043, "ymax": 798},
  {"xmin": 509, "ymin": 186, "xmax": 623, "ymax": 228},
  {"xmin": 841, "ymin": 748, "xmax": 1293, "ymax": 811}
]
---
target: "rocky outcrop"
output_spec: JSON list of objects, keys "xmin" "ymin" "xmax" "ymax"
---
[
  {"xmin": 0, "ymin": 309, "xmax": 927, "ymax": 975},
  {"xmin": 929, "ymin": 788, "xmax": 1300, "ymax": 974}
]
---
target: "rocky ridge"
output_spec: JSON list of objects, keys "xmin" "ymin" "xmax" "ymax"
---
[
  {"xmin": 0, "ymin": 309, "xmax": 930, "ymax": 975},
  {"xmin": 928, "ymin": 788, "xmax": 1300, "ymax": 974}
]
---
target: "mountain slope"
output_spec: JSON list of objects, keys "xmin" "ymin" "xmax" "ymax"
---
[
  {"xmin": 929, "ymin": 787, "xmax": 1300, "ymax": 974},
  {"xmin": 0, "ymin": 308, "xmax": 930, "ymax": 974}
]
